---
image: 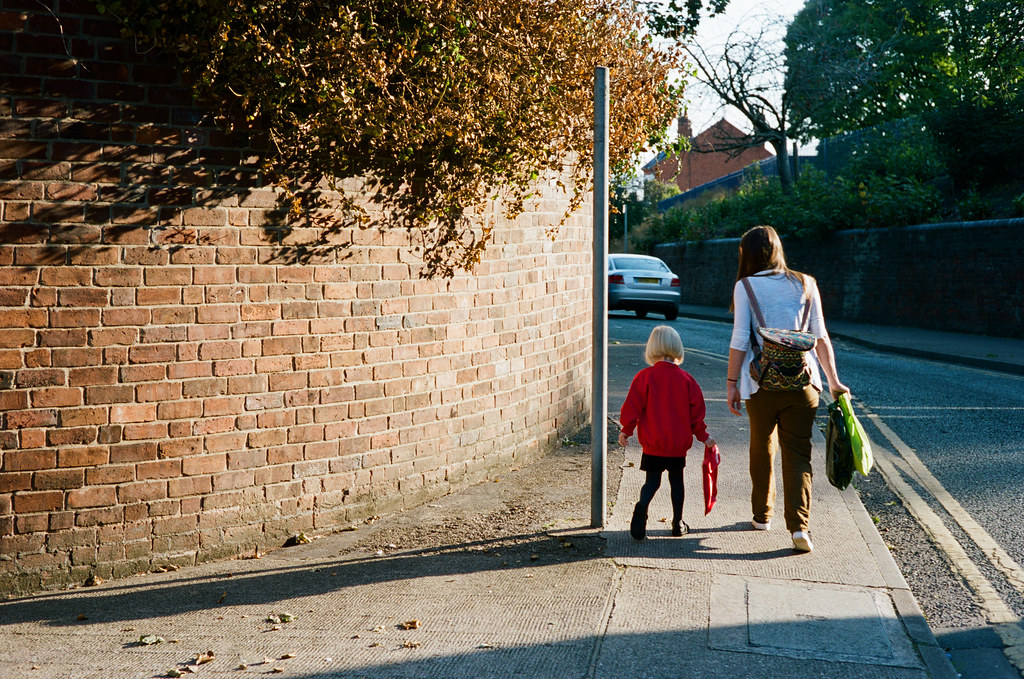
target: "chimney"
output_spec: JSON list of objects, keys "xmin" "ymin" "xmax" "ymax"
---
[{"xmin": 677, "ymin": 114, "xmax": 692, "ymax": 141}]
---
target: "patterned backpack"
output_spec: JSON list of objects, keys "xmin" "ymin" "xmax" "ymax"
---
[{"xmin": 742, "ymin": 278, "xmax": 816, "ymax": 391}]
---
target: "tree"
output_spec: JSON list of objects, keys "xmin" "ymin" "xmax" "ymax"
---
[
  {"xmin": 783, "ymin": 0, "xmax": 933, "ymax": 139},
  {"xmin": 98, "ymin": 0, "xmax": 687, "ymax": 277},
  {"xmin": 785, "ymin": 0, "xmax": 1024, "ymax": 185},
  {"xmin": 637, "ymin": 0, "xmax": 732, "ymax": 39},
  {"xmin": 609, "ymin": 174, "xmax": 679, "ymax": 249},
  {"xmin": 682, "ymin": 17, "xmax": 797, "ymax": 190}
]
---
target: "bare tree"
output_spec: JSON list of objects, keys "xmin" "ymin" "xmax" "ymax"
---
[{"xmin": 682, "ymin": 16, "xmax": 796, "ymax": 190}]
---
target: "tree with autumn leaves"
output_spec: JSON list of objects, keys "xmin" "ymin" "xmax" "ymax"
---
[{"xmin": 97, "ymin": 0, "xmax": 691, "ymax": 276}]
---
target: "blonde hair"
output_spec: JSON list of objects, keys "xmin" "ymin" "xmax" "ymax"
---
[{"xmin": 645, "ymin": 325, "xmax": 684, "ymax": 366}]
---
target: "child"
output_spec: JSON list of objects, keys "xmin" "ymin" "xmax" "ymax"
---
[{"xmin": 619, "ymin": 325, "xmax": 716, "ymax": 540}]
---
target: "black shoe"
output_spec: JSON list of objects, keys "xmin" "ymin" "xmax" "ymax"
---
[
  {"xmin": 671, "ymin": 520, "xmax": 687, "ymax": 537},
  {"xmin": 630, "ymin": 503, "xmax": 647, "ymax": 540}
]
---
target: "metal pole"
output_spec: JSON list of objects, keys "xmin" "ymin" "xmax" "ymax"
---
[
  {"xmin": 591, "ymin": 66, "xmax": 609, "ymax": 529},
  {"xmin": 623, "ymin": 203, "xmax": 628, "ymax": 254}
]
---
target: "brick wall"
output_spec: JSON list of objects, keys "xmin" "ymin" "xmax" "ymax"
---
[
  {"xmin": 654, "ymin": 220, "xmax": 1024, "ymax": 338},
  {"xmin": 0, "ymin": 2, "xmax": 593, "ymax": 594}
]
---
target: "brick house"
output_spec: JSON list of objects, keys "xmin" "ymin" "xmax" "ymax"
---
[{"xmin": 643, "ymin": 117, "xmax": 773, "ymax": 193}]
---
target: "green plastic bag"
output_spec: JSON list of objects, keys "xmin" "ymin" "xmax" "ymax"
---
[
  {"xmin": 825, "ymin": 399, "xmax": 854, "ymax": 490},
  {"xmin": 836, "ymin": 393, "xmax": 873, "ymax": 476}
]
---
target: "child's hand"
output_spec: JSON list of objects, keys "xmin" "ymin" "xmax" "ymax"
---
[
  {"xmin": 704, "ymin": 437, "xmax": 716, "ymax": 449},
  {"xmin": 618, "ymin": 432, "xmax": 629, "ymax": 448}
]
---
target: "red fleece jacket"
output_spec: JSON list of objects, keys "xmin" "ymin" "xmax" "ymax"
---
[{"xmin": 620, "ymin": 361, "xmax": 709, "ymax": 458}]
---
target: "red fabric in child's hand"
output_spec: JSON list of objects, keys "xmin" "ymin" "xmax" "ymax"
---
[{"xmin": 702, "ymin": 444, "xmax": 720, "ymax": 515}]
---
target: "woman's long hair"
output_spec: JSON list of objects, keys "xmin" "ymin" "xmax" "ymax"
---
[{"xmin": 731, "ymin": 225, "xmax": 811, "ymax": 308}]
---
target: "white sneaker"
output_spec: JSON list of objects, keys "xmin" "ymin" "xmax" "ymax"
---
[
  {"xmin": 792, "ymin": 531, "xmax": 813, "ymax": 552},
  {"xmin": 751, "ymin": 519, "xmax": 771, "ymax": 531}
]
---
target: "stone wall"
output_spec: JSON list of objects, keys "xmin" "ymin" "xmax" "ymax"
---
[
  {"xmin": 0, "ymin": 2, "xmax": 593, "ymax": 594},
  {"xmin": 654, "ymin": 220, "xmax": 1024, "ymax": 338}
]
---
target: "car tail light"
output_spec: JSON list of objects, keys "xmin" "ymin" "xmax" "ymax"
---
[
  {"xmin": 670, "ymin": 277, "xmax": 680, "ymax": 287},
  {"xmin": 609, "ymin": 274, "xmax": 624, "ymax": 284}
]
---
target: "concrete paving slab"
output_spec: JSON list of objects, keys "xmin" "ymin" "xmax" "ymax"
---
[
  {"xmin": 0, "ymin": 551, "xmax": 619, "ymax": 679},
  {"xmin": 593, "ymin": 567, "xmax": 929, "ymax": 679},
  {"xmin": 710, "ymin": 573, "xmax": 922, "ymax": 669}
]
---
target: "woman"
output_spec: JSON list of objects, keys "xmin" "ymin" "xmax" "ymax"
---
[{"xmin": 725, "ymin": 226, "xmax": 849, "ymax": 553}]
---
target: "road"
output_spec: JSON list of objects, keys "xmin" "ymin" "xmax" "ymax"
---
[{"xmin": 608, "ymin": 311, "xmax": 1024, "ymax": 678}]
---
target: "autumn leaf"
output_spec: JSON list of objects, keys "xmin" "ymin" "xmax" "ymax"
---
[{"xmin": 194, "ymin": 650, "xmax": 215, "ymax": 665}]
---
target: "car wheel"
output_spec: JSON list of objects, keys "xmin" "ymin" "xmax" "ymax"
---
[
  {"xmin": 664, "ymin": 306, "xmax": 678, "ymax": 321},
  {"xmin": 635, "ymin": 310, "xmax": 648, "ymax": 319}
]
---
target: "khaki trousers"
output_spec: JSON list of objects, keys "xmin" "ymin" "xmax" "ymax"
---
[{"xmin": 745, "ymin": 385, "xmax": 820, "ymax": 533}]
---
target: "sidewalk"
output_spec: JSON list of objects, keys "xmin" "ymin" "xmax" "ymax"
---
[{"xmin": 2, "ymin": 313, "xmax": 1006, "ymax": 678}]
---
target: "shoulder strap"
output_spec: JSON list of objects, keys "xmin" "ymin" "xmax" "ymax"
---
[
  {"xmin": 744, "ymin": 277, "xmax": 812, "ymax": 332},
  {"xmin": 741, "ymin": 278, "xmax": 766, "ymax": 328},
  {"xmin": 798, "ymin": 296, "xmax": 811, "ymax": 332}
]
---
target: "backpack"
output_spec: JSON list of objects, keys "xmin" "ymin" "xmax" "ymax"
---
[{"xmin": 742, "ymin": 278, "xmax": 816, "ymax": 391}]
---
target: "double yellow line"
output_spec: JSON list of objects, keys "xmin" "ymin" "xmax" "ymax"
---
[{"xmin": 861, "ymin": 400, "xmax": 1024, "ymax": 673}]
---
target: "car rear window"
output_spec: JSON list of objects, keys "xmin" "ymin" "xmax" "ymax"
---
[{"xmin": 610, "ymin": 257, "xmax": 668, "ymax": 272}]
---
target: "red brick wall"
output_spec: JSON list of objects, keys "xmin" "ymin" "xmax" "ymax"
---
[{"xmin": 0, "ymin": 2, "xmax": 592, "ymax": 594}]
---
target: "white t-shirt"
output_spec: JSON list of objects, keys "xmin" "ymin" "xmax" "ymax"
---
[{"xmin": 728, "ymin": 270, "xmax": 828, "ymax": 399}]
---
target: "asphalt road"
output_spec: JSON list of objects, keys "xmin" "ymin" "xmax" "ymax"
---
[{"xmin": 607, "ymin": 311, "xmax": 1024, "ymax": 663}]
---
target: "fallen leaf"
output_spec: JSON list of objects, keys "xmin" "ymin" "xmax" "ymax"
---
[
  {"xmin": 372, "ymin": 625, "xmax": 386, "ymax": 633},
  {"xmin": 280, "ymin": 653, "xmax": 296, "ymax": 659},
  {"xmin": 287, "ymin": 532, "xmax": 311, "ymax": 546},
  {"xmin": 271, "ymin": 625, "xmax": 282, "ymax": 631},
  {"xmin": 166, "ymin": 669, "xmax": 183, "ymax": 678},
  {"xmin": 84, "ymin": 575, "xmax": 103, "ymax": 586},
  {"xmin": 139, "ymin": 634, "xmax": 165, "ymax": 645},
  {"xmin": 194, "ymin": 650, "xmax": 215, "ymax": 665},
  {"xmin": 278, "ymin": 612, "xmax": 295, "ymax": 623},
  {"xmin": 403, "ymin": 640, "xmax": 421, "ymax": 648},
  {"xmin": 77, "ymin": 614, "xmax": 88, "ymax": 621},
  {"xmin": 477, "ymin": 642, "xmax": 495, "ymax": 649},
  {"xmin": 266, "ymin": 614, "xmax": 281, "ymax": 624},
  {"xmin": 237, "ymin": 664, "xmax": 247, "ymax": 670},
  {"xmin": 216, "ymin": 591, "xmax": 227, "ymax": 604},
  {"xmin": 530, "ymin": 554, "xmax": 538, "ymax": 561},
  {"xmin": 262, "ymin": 657, "xmax": 275, "ymax": 664},
  {"xmin": 369, "ymin": 642, "xmax": 381, "ymax": 648},
  {"xmin": 659, "ymin": 518, "xmax": 667, "ymax": 523},
  {"xmin": 270, "ymin": 668, "xmax": 284, "ymax": 674},
  {"xmin": 399, "ymin": 620, "xmax": 420, "ymax": 630}
]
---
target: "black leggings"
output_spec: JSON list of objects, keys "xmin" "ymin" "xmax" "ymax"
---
[{"xmin": 637, "ymin": 469, "xmax": 685, "ymax": 522}]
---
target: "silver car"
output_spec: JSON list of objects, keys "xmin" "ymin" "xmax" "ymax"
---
[{"xmin": 608, "ymin": 254, "xmax": 680, "ymax": 320}]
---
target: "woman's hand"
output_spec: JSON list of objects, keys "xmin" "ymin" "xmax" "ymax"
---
[
  {"xmin": 830, "ymin": 380, "xmax": 851, "ymax": 399},
  {"xmin": 727, "ymin": 382, "xmax": 742, "ymax": 416},
  {"xmin": 618, "ymin": 432, "xmax": 629, "ymax": 448}
]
